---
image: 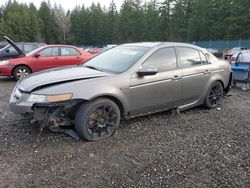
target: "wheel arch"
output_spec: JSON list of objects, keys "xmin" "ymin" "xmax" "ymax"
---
[
  {"xmin": 202, "ymin": 75, "xmax": 226, "ymax": 102},
  {"xmin": 216, "ymin": 79, "xmax": 224, "ymax": 89},
  {"xmin": 11, "ymin": 64, "xmax": 32, "ymax": 76},
  {"xmin": 89, "ymin": 95, "xmax": 126, "ymax": 119}
]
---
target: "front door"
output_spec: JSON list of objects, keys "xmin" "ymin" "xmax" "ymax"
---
[
  {"xmin": 129, "ymin": 47, "xmax": 182, "ymax": 116},
  {"xmin": 33, "ymin": 47, "xmax": 60, "ymax": 72}
]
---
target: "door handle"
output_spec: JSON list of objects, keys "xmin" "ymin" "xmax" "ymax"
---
[
  {"xmin": 204, "ymin": 70, "xmax": 211, "ymax": 74},
  {"xmin": 172, "ymin": 75, "xmax": 181, "ymax": 80}
]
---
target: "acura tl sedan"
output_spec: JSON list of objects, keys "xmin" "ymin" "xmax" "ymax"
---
[{"xmin": 9, "ymin": 42, "xmax": 232, "ymax": 141}]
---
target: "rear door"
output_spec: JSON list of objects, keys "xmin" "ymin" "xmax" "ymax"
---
[
  {"xmin": 129, "ymin": 47, "xmax": 182, "ymax": 115},
  {"xmin": 177, "ymin": 47, "xmax": 212, "ymax": 104},
  {"xmin": 32, "ymin": 47, "xmax": 60, "ymax": 72},
  {"xmin": 58, "ymin": 47, "xmax": 83, "ymax": 66}
]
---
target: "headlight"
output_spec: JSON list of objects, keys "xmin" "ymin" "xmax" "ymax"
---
[
  {"xmin": 27, "ymin": 93, "xmax": 73, "ymax": 103},
  {"xmin": 0, "ymin": 60, "xmax": 9, "ymax": 65}
]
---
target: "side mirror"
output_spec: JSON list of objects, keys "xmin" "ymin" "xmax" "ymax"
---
[
  {"xmin": 5, "ymin": 49, "xmax": 10, "ymax": 53},
  {"xmin": 137, "ymin": 67, "xmax": 158, "ymax": 77},
  {"xmin": 34, "ymin": 53, "xmax": 41, "ymax": 58}
]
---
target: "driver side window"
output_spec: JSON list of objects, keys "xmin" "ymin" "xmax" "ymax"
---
[
  {"xmin": 40, "ymin": 47, "xmax": 59, "ymax": 57},
  {"xmin": 143, "ymin": 47, "xmax": 177, "ymax": 72}
]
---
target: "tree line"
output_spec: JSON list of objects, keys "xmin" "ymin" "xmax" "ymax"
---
[{"xmin": 0, "ymin": 0, "xmax": 250, "ymax": 46}]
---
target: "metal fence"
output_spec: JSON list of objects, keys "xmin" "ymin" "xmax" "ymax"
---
[
  {"xmin": 76, "ymin": 39, "xmax": 250, "ymax": 50},
  {"xmin": 189, "ymin": 39, "xmax": 250, "ymax": 50}
]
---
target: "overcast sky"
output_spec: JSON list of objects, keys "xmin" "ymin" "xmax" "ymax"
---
[{"xmin": 0, "ymin": 0, "xmax": 125, "ymax": 10}]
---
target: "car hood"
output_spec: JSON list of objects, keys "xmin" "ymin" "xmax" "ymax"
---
[
  {"xmin": 18, "ymin": 66, "xmax": 112, "ymax": 92},
  {"xmin": 3, "ymin": 36, "xmax": 25, "ymax": 56}
]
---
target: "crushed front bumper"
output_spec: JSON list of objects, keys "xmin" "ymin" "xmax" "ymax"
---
[
  {"xmin": 9, "ymin": 86, "xmax": 33, "ymax": 115},
  {"xmin": 9, "ymin": 101, "xmax": 34, "ymax": 115},
  {"xmin": 9, "ymin": 85, "xmax": 85, "ymax": 116}
]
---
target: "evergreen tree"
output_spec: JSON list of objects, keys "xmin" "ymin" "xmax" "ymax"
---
[
  {"xmin": 159, "ymin": 0, "xmax": 172, "ymax": 40},
  {"xmin": 142, "ymin": 0, "xmax": 161, "ymax": 41},
  {"xmin": 106, "ymin": 0, "xmax": 118, "ymax": 44},
  {"xmin": 69, "ymin": 5, "xmax": 89, "ymax": 45},
  {"xmin": 0, "ymin": 0, "xmax": 250, "ymax": 44},
  {"xmin": 54, "ymin": 4, "xmax": 70, "ymax": 43},
  {"xmin": 38, "ymin": 1, "xmax": 61, "ymax": 43},
  {"xmin": 189, "ymin": 0, "xmax": 214, "ymax": 41},
  {"xmin": 118, "ymin": 0, "xmax": 144, "ymax": 42}
]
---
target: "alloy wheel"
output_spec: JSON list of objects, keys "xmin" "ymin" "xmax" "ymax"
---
[
  {"xmin": 208, "ymin": 83, "xmax": 223, "ymax": 107},
  {"xmin": 16, "ymin": 68, "xmax": 29, "ymax": 78},
  {"xmin": 86, "ymin": 104, "xmax": 119, "ymax": 139}
]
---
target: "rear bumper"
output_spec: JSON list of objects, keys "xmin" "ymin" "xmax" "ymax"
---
[{"xmin": 0, "ymin": 65, "xmax": 12, "ymax": 76}]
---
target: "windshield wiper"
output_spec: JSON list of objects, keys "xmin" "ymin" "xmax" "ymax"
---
[{"xmin": 84, "ymin": 65, "xmax": 103, "ymax": 72}]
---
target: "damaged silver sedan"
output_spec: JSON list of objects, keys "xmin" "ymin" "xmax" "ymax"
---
[{"xmin": 9, "ymin": 42, "xmax": 232, "ymax": 141}]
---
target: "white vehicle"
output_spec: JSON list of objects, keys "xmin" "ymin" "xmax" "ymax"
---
[{"xmin": 231, "ymin": 50, "xmax": 250, "ymax": 64}]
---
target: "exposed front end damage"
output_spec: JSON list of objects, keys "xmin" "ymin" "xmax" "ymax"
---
[{"xmin": 32, "ymin": 99, "xmax": 85, "ymax": 139}]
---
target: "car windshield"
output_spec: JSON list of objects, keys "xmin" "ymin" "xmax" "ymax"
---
[{"xmin": 83, "ymin": 46, "xmax": 149, "ymax": 73}]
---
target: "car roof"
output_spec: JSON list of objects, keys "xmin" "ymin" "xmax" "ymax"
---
[
  {"xmin": 26, "ymin": 44, "xmax": 83, "ymax": 56},
  {"xmin": 122, "ymin": 42, "xmax": 204, "ymax": 50},
  {"xmin": 232, "ymin": 47, "xmax": 246, "ymax": 49},
  {"xmin": 42, "ymin": 45, "xmax": 78, "ymax": 48}
]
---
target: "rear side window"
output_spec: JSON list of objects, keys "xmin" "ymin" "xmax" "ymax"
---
[
  {"xmin": 143, "ymin": 47, "xmax": 177, "ymax": 72},
  {"xmin": 178, "ymin": 47, "xmax": 202, "ymax": 68},
  {"xmin": 61, "ymin": 47, "xmax": 80, "ymax": 56}
]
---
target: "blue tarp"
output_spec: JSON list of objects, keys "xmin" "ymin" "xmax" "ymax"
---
[{"xmin": 231, "ymin": 66, "xmax": 249, "ymax": 71}]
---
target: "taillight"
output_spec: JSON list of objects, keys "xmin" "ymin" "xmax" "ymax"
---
[{"xmin": 224, "ymin": 66, "xmax": 231, "ymax": 72}]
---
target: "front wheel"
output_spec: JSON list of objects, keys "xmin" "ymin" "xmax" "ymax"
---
[
  {"xmin": 13, "ymin": 66, "xmax": 31, "ymax": 80},
  {"xmin": 75, "ymin": 98, "xmax": 121, "ymax": 141},
  {"xmin": 204, "ymin": 81, "xmax": 223, "ymax": 109}
]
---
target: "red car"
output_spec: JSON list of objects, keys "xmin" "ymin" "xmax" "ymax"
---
[
  {"xmin": 224, "ymin": 47, "xmax": 247, "ymax": 60},
  {"xmin": 0, "ymin": 39, "xmax": 93, "ymax": 80}
]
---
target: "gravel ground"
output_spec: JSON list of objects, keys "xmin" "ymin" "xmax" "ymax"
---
[{"xmin": 0, "ymin": 77, "xmax": 249, "ymax": 188}]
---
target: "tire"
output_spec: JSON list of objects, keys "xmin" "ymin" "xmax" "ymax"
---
[
  {"xmin": 13, "ymin": 66, "xmax": 31, "ymax": 80},
  {"xmin": 204, "ymin": 81, "xmax": 223, "ymax": 109},
  {"xmin": 75, "ymin": 98, "xmax": 121, "ymax": 141}
]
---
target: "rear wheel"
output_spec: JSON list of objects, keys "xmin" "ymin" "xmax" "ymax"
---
[
  {"xmin": 13, "ymin": 66, "xmax": 31, "ymax": 80},
  {"xmin": 75, "ymin": 98, "xmax": 121, "ymax": 141},
  {"xmin": 204, "ymin": 81, "xmax": 223, "ymax": 109}
]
